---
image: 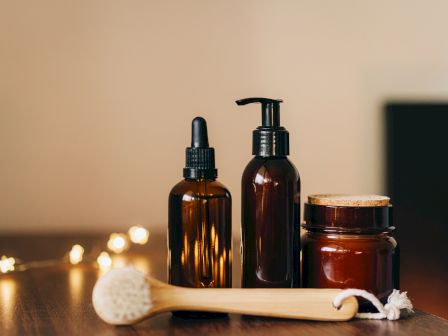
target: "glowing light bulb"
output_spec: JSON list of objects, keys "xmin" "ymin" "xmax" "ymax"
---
[
  {"xmin": 97, "ymin": 252, "xmax": 112, "ymax": 270},
  {"xmin": 107, "ymin": 233, "xmax": 129, "ymax": 254},
  {"xmin": 69, "ymin": 244, "xmax": 84, "ymax": 265},
  {"xmin": 128, "ymin": 226, "xmax": 149, "ymax": 245},
  {"xmin": 0, "ymin": 256, "xmax": 15, "ymax": 273}
]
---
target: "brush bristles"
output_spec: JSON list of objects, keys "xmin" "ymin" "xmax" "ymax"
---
[{"xmin": 92, "ymin": 267, "xmax": 152, "ymax": 325}]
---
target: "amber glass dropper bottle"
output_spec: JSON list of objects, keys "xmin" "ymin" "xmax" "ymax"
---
[{"xmin": 168, "ymin": 117, "xmax": 232, "ymax": 318}]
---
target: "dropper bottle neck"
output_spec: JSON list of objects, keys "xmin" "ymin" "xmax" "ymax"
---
[{"xmin": 183, "ymin": 117, "xmax": 218, "ymax": 179}]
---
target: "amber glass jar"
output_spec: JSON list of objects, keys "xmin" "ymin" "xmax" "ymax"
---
[{"xmin": 302, "ymin": 195, "xmax": 399, "ymax": 310}]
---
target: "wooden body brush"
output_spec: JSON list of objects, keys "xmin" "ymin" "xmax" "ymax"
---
[{"xmin": 92, "ymin": 267, "xmax": 358, "ymax": 325}]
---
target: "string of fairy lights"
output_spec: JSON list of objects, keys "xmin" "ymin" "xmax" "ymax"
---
[{"xmin": 0, "ymin": 226, "xmax": 150, "ymax": 274}]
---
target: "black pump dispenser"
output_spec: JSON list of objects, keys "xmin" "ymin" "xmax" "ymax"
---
[
  {"xmin": 236, "ymin": 97, "xmax": 289, "ymax": 157},
  {"xmin": 238, "ymin": 97, "xmax": 301, "ymax": 289},
  {"xmin": 183, "ymin": 117, "xmax": 217, "ymax": 179}
]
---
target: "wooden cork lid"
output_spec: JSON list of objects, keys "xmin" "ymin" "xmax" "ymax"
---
[
  {"xmin": 304, "ymin": 194, "xmax": 393, "ymax": 231},
  {"xmin": 308, "ymin": 194, "xmax": 390, "ymax": 207}
]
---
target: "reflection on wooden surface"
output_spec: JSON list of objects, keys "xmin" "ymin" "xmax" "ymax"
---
[{"xmin": 0, "ymin": 278, "xmax": 16, "ymax": 332}]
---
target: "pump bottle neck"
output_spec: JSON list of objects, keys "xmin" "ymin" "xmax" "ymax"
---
[{"xmin": 236, "ymin": 97, "xmax": 290, "ymax": 157}]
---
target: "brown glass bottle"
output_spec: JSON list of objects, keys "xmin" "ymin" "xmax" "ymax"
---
[
  {"xmin": 237, "ymin": 98, "xmax": 301, "ymax": 288},
  {"xmin": 168, "ymin": 117, "xmax": 232, "ymax": 318},
  {"xmin": 168, "ymin": 179, "xmax": 232, "ymax": 290},
  {"xmin": 241, "ymin": 157, "xmax": 300, "ymax": 288}
]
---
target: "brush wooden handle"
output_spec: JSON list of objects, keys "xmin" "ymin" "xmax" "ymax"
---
[{"xmin": 156, "ymin": 287, "xmax": 358, "ymax": 321}]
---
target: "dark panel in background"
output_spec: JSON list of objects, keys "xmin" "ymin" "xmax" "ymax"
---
[{"xmin": 386, "ymin": 102, "xmax": 448, "ymax": 318}]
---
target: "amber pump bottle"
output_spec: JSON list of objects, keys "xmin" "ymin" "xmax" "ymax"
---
[
  {"xmin": 168, "ymin": 117, "xmax": 232, "ymax": 318},
  {"xmin": 237, "ymin": 98, "xmax": 300, "ymax": 288}
]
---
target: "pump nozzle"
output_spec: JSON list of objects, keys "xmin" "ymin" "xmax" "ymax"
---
[
  {"xmin": 236, "ymin": 97, "xmax": 289, "ymax": 157},
  {"xmin": 236, "ymin": 97, "xmax": 283, "ymax": 127}
]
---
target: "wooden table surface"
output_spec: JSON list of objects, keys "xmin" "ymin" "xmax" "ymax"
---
[{"xmin": 0, "ymin": 233, "xmax": 447, "ymax": 336}]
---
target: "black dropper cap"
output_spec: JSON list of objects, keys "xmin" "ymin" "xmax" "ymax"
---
[
  {"xmin": 183, "ymin": 117, "xmax": 217, "ymax": 179},
  {"xmin": 236, "ymin": 97, "xmax": 289, "ymax": 157}
]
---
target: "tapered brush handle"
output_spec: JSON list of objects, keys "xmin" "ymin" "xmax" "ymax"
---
[{"xmin": 157, "ymin": 287, "xmax": 358, "ymax": 321}]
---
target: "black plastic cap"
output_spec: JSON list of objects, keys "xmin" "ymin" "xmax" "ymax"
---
[
  {"xmin": 252, "ymin": 127, "xmax": 289, "ymax": 157},
  {"xmin": 236, "ymin": 97, "xmax": 289, "ymax": 157},
  {"xmin": 183, "ymin": 117, "xmax": 217, "ymax": 179}
]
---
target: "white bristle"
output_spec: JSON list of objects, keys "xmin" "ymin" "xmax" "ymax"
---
[{"xmin": 92, "ymin": 267, "xmax": 152, "ymax": 324}]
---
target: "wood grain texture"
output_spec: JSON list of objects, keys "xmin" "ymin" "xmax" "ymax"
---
[
  {"xmin": 146, "ymin": 284, "xmax": 358, "ymax": 321},
  {"xmin": 0, "ymin": 234, "xmax": 447, "ymax": 336}
]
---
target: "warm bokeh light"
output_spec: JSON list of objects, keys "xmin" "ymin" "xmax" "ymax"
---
[
  {"xmin": 69, "ymin": 244, "xmax": 84, "ymax": 265},
  {"xmin": 0, "ymin": 256, "xmax": 15, "ymax": 274},
  {"xmin": 132, "ymin": 256, "xmax": 150, "ymax": 274},
  {"xmin": 128, "ymin": 226, "xmax": 149, "ymax": 245},
  {"xmin": 111, "ymin": 254, "xmax": 127, "ymax": 268},
  {"xmin": 97, "ymin": 252, "xmax": 112, "ymax": 271},
  {"xmin": 107, "ymin": 233, "xmax": 129, "ymax": 254}
]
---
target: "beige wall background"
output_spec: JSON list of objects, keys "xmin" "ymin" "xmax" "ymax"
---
[{"xmin": 1, "ymin": 1, "xmax": 447, "ymax": 233}]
